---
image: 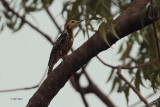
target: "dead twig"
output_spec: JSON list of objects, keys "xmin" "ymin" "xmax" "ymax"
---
[{"xmin": 0, "ymin": 67, "xmax": 48, "ymax": 92}]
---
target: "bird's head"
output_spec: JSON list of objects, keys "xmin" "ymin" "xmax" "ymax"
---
[{"xmin": 64, "ymin": 20, "xmax": 83, "ymax": 30}]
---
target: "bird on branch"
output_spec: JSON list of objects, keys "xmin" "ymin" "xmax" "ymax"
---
[{"xmin": 48, "ymin": 20, "xmax": 83, "ymax": 75}]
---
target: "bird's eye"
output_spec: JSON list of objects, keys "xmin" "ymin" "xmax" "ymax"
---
[{"xmin": 72, "ymin": 21, "xmax": 74, "ymax": 23}]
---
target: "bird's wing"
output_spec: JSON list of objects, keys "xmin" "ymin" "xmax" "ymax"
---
[
  {"xmin": 48, "ymin": 33, "xmax": 67, "ymax": 67},
  {"xmin": 52, "ymin": 33, "xmax": 67, "ymax": 52}
]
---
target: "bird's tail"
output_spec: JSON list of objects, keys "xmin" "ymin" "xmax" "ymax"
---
[
  {"xmin": 47, "ymin": 52, "xmax": 60, "ymax": 75},
  {"xmin": 48, "ymin": 66, "xmax": 53, "ymax": 75}
]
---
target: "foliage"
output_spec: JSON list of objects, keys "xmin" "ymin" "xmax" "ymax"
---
[{"xmin": 0, "ymin": 0, "xmax": 54, "ymax": 32}]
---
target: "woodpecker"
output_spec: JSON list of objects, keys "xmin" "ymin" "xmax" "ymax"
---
[{"xmin": 48, "ymin": 20, "xmax": 83, "ymax": 75}]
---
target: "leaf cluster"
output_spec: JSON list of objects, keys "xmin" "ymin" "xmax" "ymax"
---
[
  {"xmin": 114, "ymin": 1, "xmax": 160, "ymax": 102},
  {"xmin": 0, "ymin": 0, "xmax": 54, "ymax": 32}
]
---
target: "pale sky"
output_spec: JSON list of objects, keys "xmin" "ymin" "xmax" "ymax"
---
[{"xmin": 0, "ymin": 0, "xmax": 159, "ymax": 107}]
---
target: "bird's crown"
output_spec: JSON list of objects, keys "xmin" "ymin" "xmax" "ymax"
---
[{"xmin": 64, "ymin": 20, "xmax": 83, "ymax": 30}]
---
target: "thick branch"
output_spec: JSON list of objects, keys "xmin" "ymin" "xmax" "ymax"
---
[
  {"xmin": 83, "ymin": 71, "xmax": 116, "ymax": 107},
  {"xmin": 70, "ymin": 69, "xmax": 115, "ymax": 107},
  {"xmin": 27, "ymin": 0, "xmax": 156, "ymax": 106}
]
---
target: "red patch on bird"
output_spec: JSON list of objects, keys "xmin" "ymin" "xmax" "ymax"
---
[
  {"xmin": 62, "ymin": 45, "xmax": 72, "ymax": 55},
  {"xmin": 65, "ymin": 20, "xmax": 71, "ymax": 26}
]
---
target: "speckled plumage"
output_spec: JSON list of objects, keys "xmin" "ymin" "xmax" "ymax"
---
[
  {"xmin": 48, "ymin": 27, "xmax": 73, "ymax": 75},
  {"xmin": 47, "ymin": 20, "xmax": 83, "ymax": 75}
]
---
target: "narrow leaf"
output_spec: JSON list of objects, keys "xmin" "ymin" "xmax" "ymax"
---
[
  {"xmin": 117, "ymin": 43, "xmax": 123, "ymax": 54},
  {"xmin": 121, "ymin": 42, "xmax": 131, "ymax": 60},
  {"xmin": 110, "ymin": 77, "xmax": 119, "ymax": 93},
  {"xmin": 98, "ymin": 22, "xmax": 111, "ymax": 47},
  {"xmin": 124, "ymin": 86, "xmax": 130, "ymax": 104},
  {"xmin": 106, "ymin": 17, "xmax": 120, "ymax": 40},
  {"xmin": 0, "ymin": 25, "xmax": 4, "ymax": 32},
  {"xmin": 106, "ymin": 68, "xmax": 115, "ymax": 82},
  {"xmin": 13, "ymin": 20, "xmax": 25, "ymax": 32}
]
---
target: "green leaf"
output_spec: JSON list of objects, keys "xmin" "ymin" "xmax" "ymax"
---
[
  {"xmin": 3, "ymin": 10, "xmax": 13, "ymax": 20},
  {"xmin": 106, "ymin": 68, "xmax": 115, "ymax": 82},
  {"xmin": 106, "ymin": 17, "xmax": 120, "ymax": 40},
  {"xmin": 134, "ymin": 70, "xmax": 141, "ymax": 91},
  {"xmin": 158, "ymin": 9, "xmax": 160, "ymax": 25},
  {"xmin": 124, "ymin": 86, "xmax": 130, "ymax": 104},
  {"xmin": 0, "ymin": 25, "xmax": 4, "ymax": 32},
  {"xmin": 117, "ymin": 43, "xmax": 123, "ymax": 54},
  {"xmin": 7, "ymin": 22, "xmax": 14, "ymax": 30},
  {"xmin": 98, "ymin": 22, "xmax": 111, "ymax": 47},
  {"xmin": 118, "ymin": 83, "xmax": 126, "ymax": 92},
  {"xmin": 134, "ymin": 34, "xmax": 141, "ymax": 45},
  {"xmin": 110, "ymin": 77, "xmax": 120, "ymax": 93},
  {"xmin": 121, "ymin": 42, "xmax": 131, "ymax": 60},
  {"xmin": 13, "ymin": 20, "xmax": 25, "ymax": 32},
  {"xmin": 151, "ymin": 69, "xmax": 160, "ymax": 90},
  {"xmin": 25, "ymin": 6, "xmax": 37, "ymax": 13},
  {"xmin": 82, "ymin": 29, "xmax": 85, "ymax": 38},
  {"xmin": 140, "ymin": 29, "xmax": 150, "ymax": 45}
]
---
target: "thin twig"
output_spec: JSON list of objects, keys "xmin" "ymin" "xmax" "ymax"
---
[
  {"xmin": 85, "ymin": 0, "xmax": 91, "ymax": 39},
  {"xmin": 151, "ymin": 0, "xmax": 160, "ymax": 61},
  {"xmin": 0, "ymin": 67, "xmax": 48, "ymax": 92},
  {"xmin": 130, "ymin": 91, "xmax": 158, "ymax": 107},
  {"xmin": 117, "ymin": 66, "xmax": 150, "ymax": 107},
  {"xmin": 45, "ymin": 8, "xmax": 63, "ymax": 34},
  {"xmin": 122, "ymin": 57, "xmax": 158, "ymax": 69},
  {"xmin": 96, "ymin": 55, "xmax": 158, "ymax": 69},
  {"xmin": 150, "ymin": 97, "xmax": 160, "ymax": 106},
  {"xmin": 1, "ymin": 0, "xmax": 54, "ymax": 45},
  {"xmin": 96, "ymin": 56, "xmax": 117, "ymax": 69}
]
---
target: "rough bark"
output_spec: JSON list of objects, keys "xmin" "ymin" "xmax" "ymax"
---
[{"xmin": 27, "ymin": 0, "xmax": 155, "ymax": 106}]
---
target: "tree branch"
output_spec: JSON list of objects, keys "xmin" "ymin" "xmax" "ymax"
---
[
  {"xmin": 97, "ymin": 55, "xmax": 158, "ymax": 69},
  {"xmin": 0, "ymin": 67, "xmax": 48, "ymax": 92},
  {"xmin": 85, "ymin": 0, "xmax": 91, "ymax": 39},
  {"xmin": 83, "ymin": 70, "xmax": 116, "ymax": 107},
  {"xmin": 70, "ymin": 73, "xmax": 89, "ymax": 107},
  {"xmin": 1, "ymin": 0, "xmax": 54, "ymax": 45},
  {"xmin": 130, "ymin": 91, "xmax": 158, "ymax": 107},
  {"xmin": 27, "ymin": 0, "xmax": 157, "ymax": 106},
  {"xmin": 117, "ymin": 66, "xmax": 150, "ymax": 107},
  {"xmin": 45, "ymin": 8, "xmax": 63, "ymax": 34},
  {"xmin": 70, "ymin": 67, "xmax": 116, "ymax": 107}
]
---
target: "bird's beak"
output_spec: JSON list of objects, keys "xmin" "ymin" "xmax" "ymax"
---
[
  {"xmin": 78, "ymin": 20, "xmax": 84, "ymax": 23},
  {"xmin": 73, "ymin": 20, "xmax": 83, "ymax": 29}
]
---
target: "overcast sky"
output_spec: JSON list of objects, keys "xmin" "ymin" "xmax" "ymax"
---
[{"xmin": 0, "ymin": 0, "xmax": 159, "ymax": 107}]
